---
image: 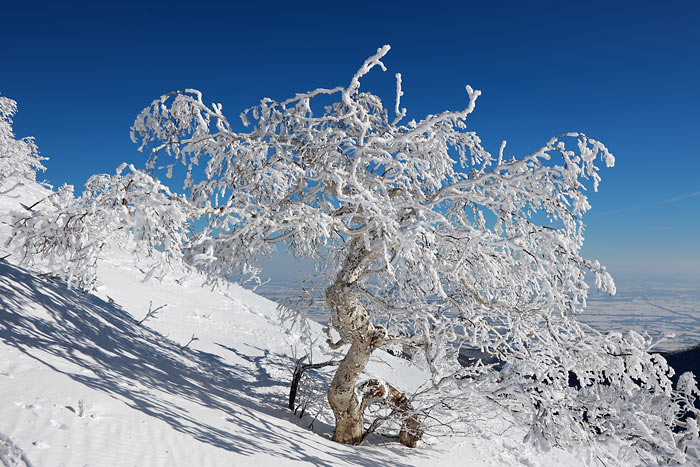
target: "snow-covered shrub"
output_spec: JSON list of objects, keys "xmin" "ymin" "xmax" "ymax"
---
[
  {"xmin": 8, "ymin": 164, "xmax": 192, "ymax": 289},
  {"xmin": 0, "ymin": 94, "xmax": 46, "ymax": 190}
]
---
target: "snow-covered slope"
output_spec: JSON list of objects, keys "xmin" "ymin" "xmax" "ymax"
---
[
  {"xmin": 0, "ymin": 181, "xmax": 605, "ymax": 466},
  {"xmin": 2, "ymin": 257, "xmax": 436, "ymax": 467}
]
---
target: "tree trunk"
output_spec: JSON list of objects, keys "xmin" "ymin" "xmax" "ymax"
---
[
  {"xmin": 325, "ymin": 238, "xmax": 423, "ymax": 446},
  {"xmin": 326, "ymin": 238, "xmax": 385, "ymax": 445},
  {"xmin": 327, "ymin": 339, "xmax": 376, "ymax": 444}
]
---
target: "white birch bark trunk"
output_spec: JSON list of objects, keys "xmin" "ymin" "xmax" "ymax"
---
[
  {"xmin": 326, "ymin": 238, "xmax": 385, "ymax": 445},
  {"xmin": 325, "ymin": 238, "xmax": 423, "ymax": 446}
]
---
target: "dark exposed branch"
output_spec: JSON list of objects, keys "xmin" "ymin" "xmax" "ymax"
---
[{"xmin": 288, "ymin": 355, "xmax": 340, "ymax": 413}]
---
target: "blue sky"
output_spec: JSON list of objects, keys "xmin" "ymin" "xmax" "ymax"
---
[{"xmin": 3, "ymin": 0, "xmax": 699, "ymax": 287}]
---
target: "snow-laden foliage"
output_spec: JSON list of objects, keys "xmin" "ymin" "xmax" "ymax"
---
[
  {"xmin": 0, "ymin": 95, "xmax": 46, "ymax": 191},
  {"xmin": 496, "ymin": 329, "xmax": 699, "ymax": 464},
  {"xmin": 8, "ymin": 164, "xmax": 192, "ymax": 289}
]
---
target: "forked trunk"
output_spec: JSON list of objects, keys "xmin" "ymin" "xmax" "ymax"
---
[
  {"xmin": 326, "ymin": 239, "xmax": 383, "ymax": 445},
  {"xmin": 325, "ymin": 239, "xmax": 421, "ymax": 447},
  {"xmin": 326, "ymin": 240, "xmax": 383, "ymax": 444}
]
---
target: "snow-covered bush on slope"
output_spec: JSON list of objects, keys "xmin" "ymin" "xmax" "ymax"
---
[
  {"xmin": 8, "ymin": 46, "xmax": 700, "ymax": 464},
  {"xmin": 8, "ymin": 164, "xmax": 193, "ymax": 289},
  {"xmin": 1, "ymin": 96, "xmax": 192, "ymax": 288},
  {"xmin": 0, "ymin": 94, "xmax": 46, "ymax": 192}
]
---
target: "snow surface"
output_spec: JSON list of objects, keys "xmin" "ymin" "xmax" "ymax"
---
[{"xmin": 0, "ymin": 180, "xmax": 693, "ymax": 466}]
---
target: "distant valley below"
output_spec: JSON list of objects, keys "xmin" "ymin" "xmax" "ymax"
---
[{"xmin": 254, "ymin": 279, "xmax": 700, "ymax": 353}]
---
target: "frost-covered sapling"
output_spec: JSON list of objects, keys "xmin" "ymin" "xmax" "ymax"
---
[
  {"xmin": 180, "ymin": 334, "xmax": 199, "ymax": 351},
  {"xmin": 137, "ymin": 300, "xmax": 168, "ymax": 326}
]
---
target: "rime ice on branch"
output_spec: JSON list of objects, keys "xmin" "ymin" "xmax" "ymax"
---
[{"xmin": 9, "ymin": 164, "xmax": 192, "ymax": 290}]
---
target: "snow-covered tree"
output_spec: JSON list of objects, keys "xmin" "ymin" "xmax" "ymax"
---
[
  {"xmin": 127, "ymin": 46, "xmax": 698, "ymax": 461},
  {"xmin": 0, "ymin": 94, "xmax": 46, "ymax": 192},
  {"xmin": 10, "ymin": 47, "xmax": 698, "ymax": 462}
]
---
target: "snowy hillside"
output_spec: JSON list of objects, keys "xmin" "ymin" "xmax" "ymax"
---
[{"xmin": 0, "ymin": 180, "xmax": 591, "ymax": 466}]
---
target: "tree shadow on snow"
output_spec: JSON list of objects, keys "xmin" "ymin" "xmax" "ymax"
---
[{"xmin": 0, "ymin": 261, "xmax": 423, "ymax": 466}]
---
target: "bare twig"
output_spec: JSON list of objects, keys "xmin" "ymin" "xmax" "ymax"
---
[
  {"xmin": 137, "ymin": 300, "xmax": 168, "ymax": 326},
  {"xmin": 288, "ymin": 355, "xmax": 340, "ymax": 413},
  {"xmin": 181, "ymin": 334, "xmax": 199, "ymax": 350}
]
